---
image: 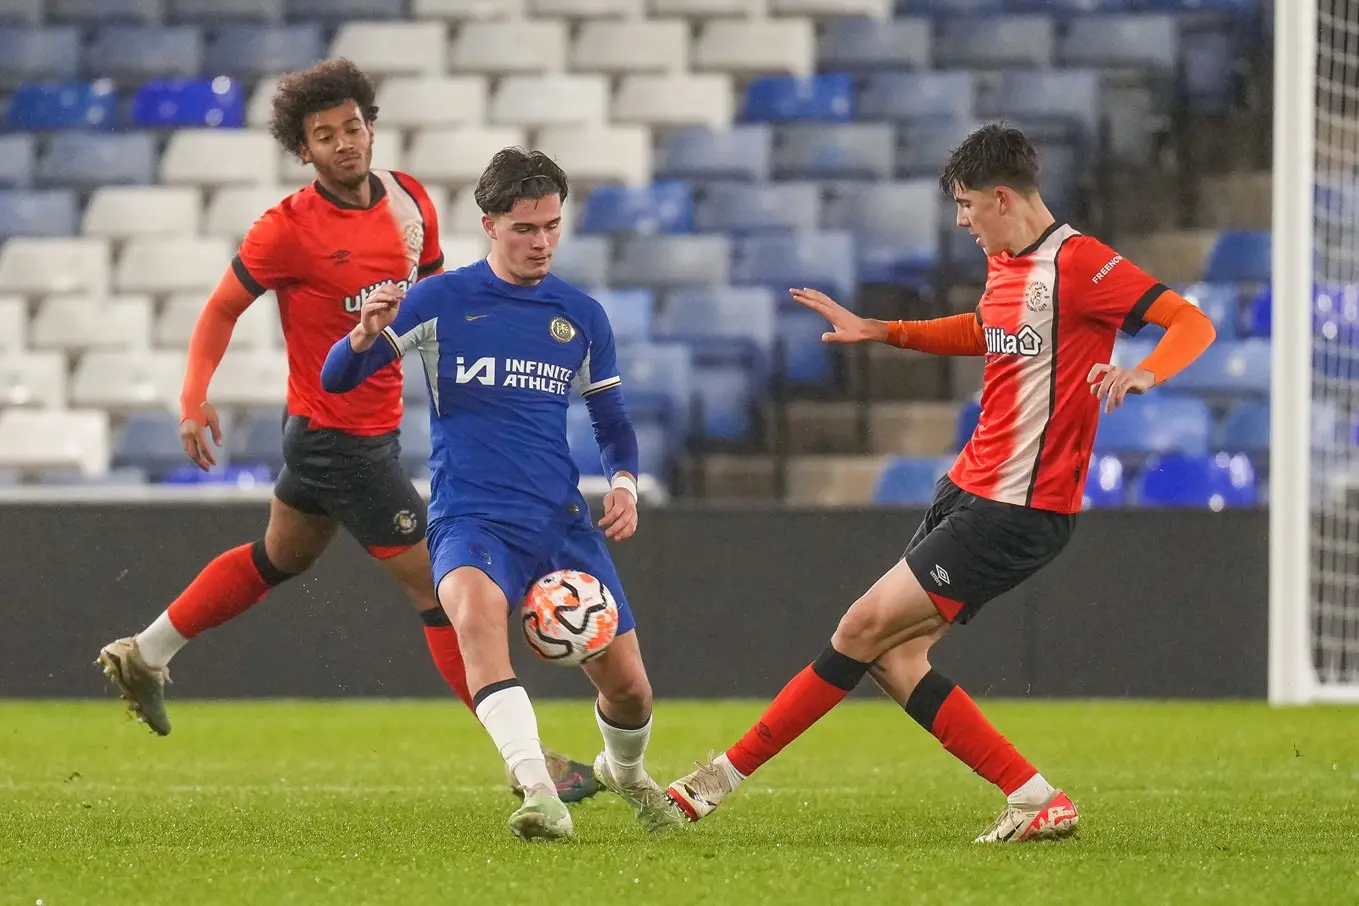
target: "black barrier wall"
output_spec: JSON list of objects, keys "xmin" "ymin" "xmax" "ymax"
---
[{"xmin": 0, "ymin": 502, "xmax": 1267, "ymax": 700}]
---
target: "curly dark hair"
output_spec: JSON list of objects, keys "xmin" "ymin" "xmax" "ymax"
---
[
  {"xmin": 268, "ymin": 58, "xmax": 379, "ymax": 157},
  {"xmin": 938, "ymin": 122, "xmax": 1040, "ymax": 197},
  {"xmin": 474, "ymin": 147, "xmax": 570, "ymax": 215}
]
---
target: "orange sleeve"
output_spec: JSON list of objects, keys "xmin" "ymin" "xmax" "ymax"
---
[
  {"xmin": 234, "ymin": 206, "xmax": 295, "ymax": 296},
  {"xmin": 1133, "ymin": 291, "xmax": 1217, "ymax": 384},
  {"xmin": 885, "ymin": 312, "xmax": 987, "ymax": 356},
  {"xmin": 179, "ymin": 268, "xmax": 258, "ymax": 424}
]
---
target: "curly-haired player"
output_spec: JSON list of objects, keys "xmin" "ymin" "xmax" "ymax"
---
[{"xmin": 95, "ymin": 59, "xmax": 597, "ymax": 803}]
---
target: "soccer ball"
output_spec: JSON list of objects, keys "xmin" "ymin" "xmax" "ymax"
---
[{"xmin": 521, "ymin": 569, "xmax": 620, "ymax": 666}]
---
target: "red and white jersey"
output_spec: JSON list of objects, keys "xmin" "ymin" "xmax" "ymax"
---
[{"xmin": 950, "ymin": 222, "xmax": 1167, "ymax": 514}]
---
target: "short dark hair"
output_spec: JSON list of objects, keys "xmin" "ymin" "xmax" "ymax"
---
[
  {"xmin": 268, "ymin": 58, "xmax": 378, "ymax": 157},
  {"xmin": 938, "ymin": 122, "xmax": 1040, "ymax": 197},
  {"xmin": 474, "ymin": 147, "xmax": 570, "ymax": 215}
]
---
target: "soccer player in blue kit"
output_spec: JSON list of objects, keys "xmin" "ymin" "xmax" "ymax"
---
[{"xmin": 320, "ymin": 148, "xmax": 684, "ymax": 842}]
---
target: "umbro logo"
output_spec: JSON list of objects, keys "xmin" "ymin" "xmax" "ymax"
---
[
  {"xmin": 931, "ymin": 564, "xmax": 950, "ymax": 586},
  {"xmin": 329, "ymin": 249, "xmax": 350, "ymax": 265}
]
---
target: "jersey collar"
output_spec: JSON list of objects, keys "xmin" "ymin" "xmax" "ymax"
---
[
  {"xmin": 313, "ymin": 172, "xmax": 387, "ymax": 211},
  {"xmin": 1011, "ymin": 221, "xmax": 1064, "ymax": 258}
]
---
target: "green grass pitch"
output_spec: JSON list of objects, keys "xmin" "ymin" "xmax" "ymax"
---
[{"xmin": 3, "ymin": 699, "xmax": 1356, "ymax": 905}]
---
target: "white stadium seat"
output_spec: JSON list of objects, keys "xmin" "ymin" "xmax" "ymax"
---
[
  {"xmin": 407, "ymin": 127, "xmax": 527, "ymax": 187},
  {"xmin": 535, "ymin": 126, "xmax": 652, "ymax": 186},
  {"xmin": 0, "ymin": 408, "xmax": 110, "ymax": 477},
  {"xmin": 329, "ymin": 21, "xmax": 447, "ymax": 77},
  {"xmin": 450, "ymin": 21, "xmax": 568, "ymax": 74},
  {"xmin": 439, "ymin": 235, "xmax": 490, "ymax": 269},
  {"xmin": 82, "ymin": 187, "xmax": 202, "ymax": 239},
  {"xmin": 70, "ymin": 351, "xmax": 186, "ymax": 412},
  {"xmin": 445, "ymin": 190, "xmax": 486, "ymax": 235},
  {"xmin": 31, "ymin": 295, "xmax": 152, "ymax": 352},
  {"xmin": 161, "ymin": 130, "xmax": 279, "ymax": 187},
  {"xmin": 531, "ymin": 0, "xmax": 643, "ymax": 18},
  {"xmin": 157, "ymin": 291, "xmax": 282, "ymax": 350},
  {"xmin": 414, "ymin": 0, "xmax": 525, "ymax": 19},
  {"xmin": 115, "ymin": 237, "xmax": 234, "ymax": 295},
  {"xmin": 246, "ymin": 77, "xmax": 279, "ymax": 129},
  {"xmin": 376, "ymin": 76, "xmax": 488, "ymax": 129},
  {"xmin": 490, "ymin": 75, "xmax": 610, "ymax": 127},
  {"xmin": 613, "ymin": 74, "xmax": 734, "ymax": 128},
  {"xmin": 204, "ymin": 186, "xmax": 297, "ymax": 239},
  {"xmin": 210, "ymin": 349, "xmax": 290, "ymax": 407},
  {"xmin": 571, "ymin": 21, "xmax": 688, "ymax": 74},
  {"xmin": 650, "ymin": 0, "xmax": 761, "ymax": 16},
  {"xmin": 770, "ymin": 0, "xmax": 889, "ymax": 15},
  {"xmin": 693, "ymin": 20, "xmax": 816, "ymax": 77},
  {"xmin": 0, "ymin": 297, "xmax": 28, "ymax": 353},
  {"xmin": 0, "ymin": 352, "xmax": 67, "ymax": 408},
  {"xmin": 0, "ymin": 238, "xmax": 111, "ymax": 297},
  {"xmin": 278, "ymin": 132, "xmax": 406, "ymax": 186}
]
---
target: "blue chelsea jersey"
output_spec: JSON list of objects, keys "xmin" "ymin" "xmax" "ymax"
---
[{"xmin": 381, "ymin": 258, "xmax": 622, "ymax": 527}]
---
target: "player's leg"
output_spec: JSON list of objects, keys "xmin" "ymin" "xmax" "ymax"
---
[{"xmin": 97, "ymin": 490, "xmax": 336, "ymax": 735}]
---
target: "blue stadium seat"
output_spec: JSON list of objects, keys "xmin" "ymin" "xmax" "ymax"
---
[
  {"xmin": 740, "ymin": 74, "xmax": 854, "ymax": 123},
  {"xmin": 205, "ymin": 25, "xmax": 324, "ymax": 78},
  {"xmin": 38, "ymin": 132, "xmax": 157, "ymax": 187},
  {"xmin": 615, "ymin": 341, "xmax": 694, "ymax": 438},
  {"xmin": 821, "ymin": 181, "xmax": 940, "ymax": 285},
  {"xmin": 169, "ymin": 0, "xmax": 287, "ymax": 24},
  {"xmin": 5, "ymin": 81, "xmax": 118, "ymax": 130},
  {"xmin": 1177, "ymin": 282, "xmax": 1240, "ymax": 340},
  {"xmin": 612, "ymin": 235, "xmax": 731, "ymax": 290},
  {"xmin": 773, "ymin": 124, "xmax": 894, "ymax": 180},
  {"xmin": 979, "ymin": 70, "xmax": 1101, "ymax": 148},
  {"xmin": 114, "ymin": 410, "xmax": 233, "ymax": 479},
  {"xmin": 1173, "ymin": 339, "xmax": 1270, "ymax": 395},
  {"xmin": 551, "ymin": 235, "xmax": 611, "ymax": 287},
  {"xmin": 732, "ymin": 232, "xmax": 856, "ymax": 305},
  {"xmin": 955, "ymin": 395, "xmax": 981, "ymax": 450},
  {"xmin": 0, "ymin": 26, "xmax": 80, "ymax": 88},
  {"xmin": 873, "ymin": 456, "xmax": 953, "ymax": 507},
  {"xmin": 1058, "ymin": 14, "xmax": 1178, "ymax": 74},
  {"xmin": 1180, "ymin": 28, "xmax": 1235, "ymax": 113},
  {"xmin": 1135, "ymin": 0, "xmax": 1254, "ymax": 12},
  {"xmin": 1244, "ymin": 287, "xmax": 1270, "ymax": 337},
  {"xmin": 1009, "ymin": 0, "xmax": 1131, "ymax": 9},
  {"xmin": 897, "ymin": 120, "xmax": 980, "ymax": 178},
  {"xmin": 943, "ymin": 227, "xmax": 990, "ymax": 281},
  {"xmin": 817, "ymin": 18, "xmax": 931, "ymax": 72},
  {"xmin": 779, "ymin": 308, "xmax": 834, "ymax": 385},
  {"xmin": 691, "ymin": 364, "xmax": 759, "ymax": 442},
  {"xmin": 85, "ymin": 26, "xmax": 203, "ymax": 83},
  {"xmin": 131, "ymin": 78, "xmax": 247, "ymax": 128},
  {"xmin": 936, "ymin": 15, "xmax": 1056, "ymax": 68},
  {"xmin": 399, "ymin": 405, "xmax": 431, "ymax": 477},
  {"xmin": 0, "ymin": 135, "xmax": 35, "ymax": 188},
  {"xmin": 285, "ymin": 0, "xmax": 407, "ymax": 21},
  {"xmin": 568, "ymin": 402, "xmax": 671, "ymax": 480},
  {"xmin": 162, "ymin": 464, "xmax": 274, "ymax": 486},
  {"xmin": 655, "ymin": 126, "xmax": 772, "ymax": 183},
  {"xmin": 1203, "ymin": 230, "xmax": 1270, "ymax": 283},
  {"xmin": 859, "ymin": 71, "xmax": 975, "ymax": 124},
  {"xmin": 1216, "ymin": 401, "xmax": 1268, "ymax": 454},
  {"xmin": 1083, "ymin": 454, "xmax": 1127, "ymax": 508},
  {"xmin": 694, "ymin": 182, "xmax": 821, "ymax": 234},
  {"xmin": 590, "ymin": 288, "xmax": 653, "ymax": 345},
  {"xmin": 226, "ymin": 407, "xmax": 286, "ymax": 474},
  {"xmin": 49, "ymin": 0, "xmax": 162, "ymax": 22},
  {"xmin": 906, "ymin": 0, "xmax": 1004, "ymax": 12},
  {"xmin": 0, "ymin": 189, "xmax": 78, "ymax": 238},
  {"xmin": 1094, "ymin": 393, "xmax": 1212, "ymax": 456},
  {"xmin": 577, "ymin": 183, "xmax": 694, "ymax": 236},
  {"xmin": 1134, "ymin": 453, "xmax": 1258, "ymax": 509}
]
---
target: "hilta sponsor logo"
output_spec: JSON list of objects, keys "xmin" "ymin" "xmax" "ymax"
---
[{"xmin": 984, "ymin": 324, "xmax": 1043, "ymax": 357}]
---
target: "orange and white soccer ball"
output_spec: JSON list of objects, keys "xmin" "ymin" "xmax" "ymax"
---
[{"xmin": 522, "ymin": 569, "xmax": 620, "ymax": 666}]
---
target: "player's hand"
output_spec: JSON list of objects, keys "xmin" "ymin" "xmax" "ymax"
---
[
  {"xmin": 789, "ymin": 288, "xmax": 886, "ymax": 344},
  {"xmin": 1087, "ymin": 363, "xmax": 1156, "ymax": 414},
  {"xmin": 179, "ymin": 401, "xmax": 223, "ymax": 471},
  {"xmin": 599, "ymin": 487, "xmax": 638, "ymax": 542},
  {"xmin": 356, "ymin": 282, "xmax": 405, "ymax": 339}
]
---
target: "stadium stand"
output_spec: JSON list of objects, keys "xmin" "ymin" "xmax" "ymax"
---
[{"xmin": 0, "ymin": 0, "xmax": 1278, "ymax": 510}]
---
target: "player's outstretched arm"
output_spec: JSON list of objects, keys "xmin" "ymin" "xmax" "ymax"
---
[
  {"xmin": 789, "ymin": 288, "xmax": 987, "ymax": 356},
  {"xmin": 585, "ymin": 386, "xmax": 641, "ymax": 542},
  {"xmin": 178, "ymin": 268, "xmax": 258, "ymax": 470},
  {"xmin": 320, "ymin": 283, "xmax": 404, "ymax": 393}
]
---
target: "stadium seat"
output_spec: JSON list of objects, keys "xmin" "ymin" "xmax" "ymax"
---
[
  {"xmin": 612, "ymin": 235, "xmax": 732, "ymax": 289},
  {"xmin": 859, "ymin": 71, "xmax": 976, "ymax": 124},
  {"xmin": 329, "ymin": 21, "xmax": 446, "ymax": 77},
  {"xmin": 817, "ymin": 17, "xmax": 931, "ymax": 72},
  {"xmin": 5, "ymin": 81, "xmax": 118, "ymax": 130},
  {"xmin": 1083, "ymin": 454, "xmax": 1127, "ymax": 508},
  {"xmin": 161, "ymin": 129, "xmax": 277, "ymax": 186},
  {"xmin": 693, "ymin": 19, "xmax": 815, "ymax": 78},
  {"xmin": 31, "ymin": 295, "xmax": 152, "ymax": 352},
  {"xmin": 578, "ymin": 183, "xmax": 694, "ymax": 236},
  {"xmin": 0, "ymin": 26, "xmax": 80, "ymax": 88},
  {"xmin": 209, "ymin": 349, "xmax": 289, "ymax": 407},
  {"xmin": 772, "ymin": 124, "xmax": 894, "ymax": 180},
  {"xmin": 1134, "ymin": 452, "xmax": 1258, "ymax": 509},
  {"xmin": 771, "ymin": 0, "xmax": 888, "ymax": 14},
  {"xmin": 204, "ymin": 25, "xmax": 322, "ymax": 77},
  {"xmin": 0, "ymin": 352, "xmax": 67, "ymax": 408},
  {"xmin": 1093, "ymin": 393, "xmax": 1212, "ymax": 456},
  {"xmin": 440, "ymin": 235, "xmax": 490, "ymax": 269},
  {"xmin": 0, "ymin": 237, "xmax": 111, "ymax": 297},
  {"xmin": 613, "ymin": 74, "xmax": 735, "ymax": 130},
  {"xmin": 0, "ymin": 296, "xmax": 26, "ymax": 352},
  {"xmin": 158, "ymin": 290, "xmax": 281, "ymax": 349},
  {"xmin": 550, "ymin": 235, "xmax": 611, "ymax": 287},
  {"xmin": 413, "ymin": 0, "xmax": 525, "ymax": 17},
  {"xmin": 909, "ymin": 0, "xmax": 1003, "ymax": 11},
  {"xmin": 571, "ymin": 21, "xmax": 687, "ymax": 74},
  {"xmin": 535, "ymin": 126, "xmax": 652, "ymax": 186},
  {"xmin": 590, "ymin": 288, "xmax": 654, "ymax": 344},
  {"xmin": 398, "ymin": 405, "xmax": 433, "ymax": 477},
  {"xmin": 1204, "ymin": 230, "xmax": 1271, "ymax": 283},
  {"xmin": 694, "ymin": 182, "xmax": 821, "ymax": 234},
  {"xmin": 115, "ymin": 237, "xmax": 233, "ymax": 294},
  {"xmin": 0, "ymin": 0, "xmax": 38, "ymax": 25},
  {"xmin": 490, "ymin": 75, "xmax": 610, "ymax": 126},
  {"xmin": 85, "ymin": 26, "xmax": 203, "ymax": 83},
  {"xmin": 0, "ymin": 408, "xmax": 110, "ymax": 476},
  {"xmin": 38, "ymin": 132, "xmax": 158, "ymax": 188},
  {"xmin": 406, "ymin": 127, "xmax": 528, "ymax": 187},
  {"xmin": 652, "ymin": 0, "xmax": 758, "ymax": 15},
  {"xmin": 113, "ymin": 409, "xmax": 229, "ymax": 479},
  {"xmin": 568, "ymin": 402, "xmax": 671, "ymax": 479},
  {"xmin": 1178, "ymin": 281, "xmax": 1240, "ymax": 339},
  {"xmin": 0, "ymin": 135, "xmax": 35, "ymax": 188},
  {"xmin": 450, "ymin": 21, "xmax": 568, "ymax": 74},
  {"xmin": 83, "ymin": 187, "xmax": 201, "ymax": 240},
  {"xmin": 0, "ymin": 190, "xmax": 77, "ymax": 239},
  {"xmin": 873, "ymin": 456, "xmax": 953, "ymax": 506},
  {"xmin": 375, "ymin": 76, "xmax": 487, "ymax": 128},
  {"xmin": 731, "ymin": 232, "xmax": 856, "ymax": 304},
  {"xmin": 979, "ymin": 69, "xmax": 1101, "ymax": 147},
  {"xmin": 740, "ymin": 74, "xmax": 854, "ymax": 123},
  {"xmin": 1059, "ymin": 14, "xmax": 1179, "ymax": 74},
  {"xmin": 1171, "ymin": 339, "xmax": 1271, "ymax": 396},
  {"xmin": 285, "ymin": 0, "xmax": 407, "ymax": 20},
  {"xmin": 49, "ymin": 0, "xmax": 162, "ymax": 21},
  {"xmin": 226, "ymin": 407, "xmax": 286, "ymax": 474},
  {"xmin": 936, "ymin": 15, "xmax": 1055, "ymax": 68},
  {"xmin": 821, "ymin": 180, "xmax": 939, "ymax": 285},
  {"xmin": 955, "ymin": 394, "xmax": 981, "ymax": 451},
  {"xmin": 168, "ymin": 0, "xmax": 286, "ymax": 22},
  {"xmin": 41, "ymin": 465, "xmax": 149, "ymax": 486},
  {"xmin": 654, "ymin": 125, "xmax": 772, "ymax": 182},
  {"xmin": 1216, "ymin": 401, "xmax": 1269, "ymax": 455},
  {"xmin": 161, "ymin": 463, "xmax": 275, "ymax": 487},
  {"xmin": 203, "ymin": 185, "xmax": 293, "ymax": 238},
  {"xmin": 896, "ymin": 120, "xmax": 979, "ymax": 178},
  {"xmin": 131, "ymin": 78, "xmax": 247, "ymax": 129},
  {"xmin": 534, "ymin": 0, "xmax": 642, "ymax": 16},
  {"xmin": 70, "ymin": 351, "xmax": 186, "ymax": 411},
  {"xmin": 615, "ymin": 341, "xmax": 694, "ymax": 436}
]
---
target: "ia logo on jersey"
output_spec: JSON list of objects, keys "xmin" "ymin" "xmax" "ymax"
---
[
  {"xmin": 455, "ymin": 356, "xmax": 576, "ymax": 396},
  {"xmin": 984, "ymin": 324, "xmax": 1044, "ymax": 357}
]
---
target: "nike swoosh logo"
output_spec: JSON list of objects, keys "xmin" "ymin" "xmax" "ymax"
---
[{"xmin": 465, "ymin": 314, "xmax": 489, "ymax": 321}]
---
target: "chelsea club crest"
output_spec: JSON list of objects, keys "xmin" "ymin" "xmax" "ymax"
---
[{"xmin": 550, "ymin": 316, "xmax": 576, "ymax": 343}]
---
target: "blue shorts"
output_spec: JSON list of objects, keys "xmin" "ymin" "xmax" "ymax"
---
[{"xmin": 427, "ymin": 514, "xmax": 636, "ymax": 635}]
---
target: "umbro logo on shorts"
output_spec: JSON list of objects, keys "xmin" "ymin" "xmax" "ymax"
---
[{"xmin": 930, "ymin": 564, "xmax": 951, "ymax": 586}]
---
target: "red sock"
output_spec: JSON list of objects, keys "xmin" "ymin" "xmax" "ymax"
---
[
  {"xmin": 726, "ymin": 645, "xmax": 869, "ymax": 777},
  {"xmin": 905, "ymin": 670, "xmax": 1037, "ymax": 796},
  {"xmin": 423, "ymin": 623, "xmax": 475, "ymax": 712},
  {"xmin": 166, "ymin": 543, "xmax": 277, "ymax": 638}
]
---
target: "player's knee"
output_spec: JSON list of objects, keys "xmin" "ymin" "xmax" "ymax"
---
[
  {"xmin": 262, "ymin": 534, "xmax": 323, "ymax": 575},
  {"xmin": 599, "ymin": 674, "xmax": 651, "ymax": 717},
  {"xmin": 831, "ymin": 594, "xmax": 894, "ymax": 658}
]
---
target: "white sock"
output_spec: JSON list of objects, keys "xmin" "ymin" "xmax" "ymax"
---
[
  {"xmin": 475, "ymin": 683, "xmax": 555, "ymax": 798},
  {"xmin": 1008, "ymin": 773, "xmax": 1056, "ymax": 808},
  {"xmin": 135, "ymin": 611, "xmax": 189, "ymax": 669},
  {"xmin": 713, "ymin": 752, "xmax": 746, "ymax": 791},
  {"xmin": 595, "ymin": 704, "xmax": 651, "ymax": 786}
]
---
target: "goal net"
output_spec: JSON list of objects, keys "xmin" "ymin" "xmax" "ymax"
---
[{"xmin": 1272, "ymin": 0, "xmax": 1359, "ymax": 703}]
